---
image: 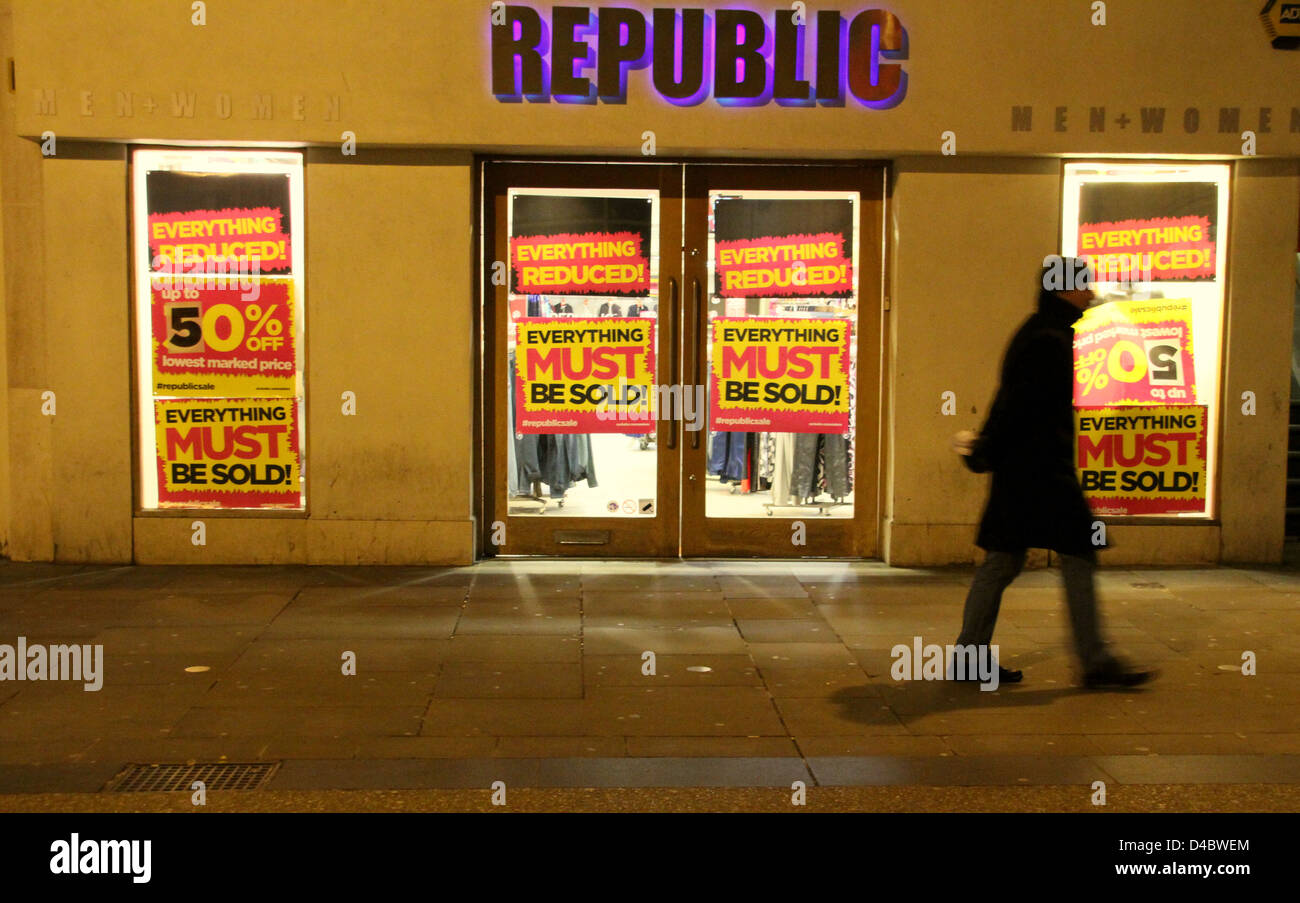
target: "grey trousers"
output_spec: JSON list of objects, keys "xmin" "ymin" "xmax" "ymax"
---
[
  {"xmin": 791, "ymin": 433, "xmax": 850, "ymax": 500},
  {"xmin": 956, "ymin": 550, "xmax": 1111, "ymax": 671}
]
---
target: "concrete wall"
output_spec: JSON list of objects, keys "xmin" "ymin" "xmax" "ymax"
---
[
  {"xmin": 0, "ymin": 0, "xmax": 12, "ymax": 558},
  {"xmin": 884, "ymin": 157, "xmax": 1063, "ymax": 565}
]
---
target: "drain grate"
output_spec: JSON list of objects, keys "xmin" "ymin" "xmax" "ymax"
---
[{"xmin": 105, "ymin": 762, "xmax": 280, "ymax": 793}]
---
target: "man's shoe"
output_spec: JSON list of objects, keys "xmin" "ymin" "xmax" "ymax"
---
[
  {"xmin": 1083, "ymin": 661, "xmax": 1156, "ymax": 689},
  {"xmin": 951, "ymin": 665, "xmax": 1022, "ymax": 684},
  {"xmin": 996, "ymin": 666, "xmax": 1023, "ymax": 684}
]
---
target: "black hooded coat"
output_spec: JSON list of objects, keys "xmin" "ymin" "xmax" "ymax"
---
[{"xmin": 964, "ymin": 290, "xmax": 1099, "ymax": 560}]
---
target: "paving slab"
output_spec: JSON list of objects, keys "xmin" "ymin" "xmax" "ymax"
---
[
  {"xmin": 491, "ymin": 736, "xmax": 627, "ymax": 757},
  {"xmin": 226, "ymin": 638, "xmax": 452, "ymax": 676},
  {"xmin": 714, "ymin": 575, "xmax": 809, "ymax": 598},
  {"xmin": 735, "ymin": 618, "xmax": 838, "ymax": 643},
  {"xmin": 455, "ymin": 611, "xmax": 582, "ymax": 635},
  {"xmin": 809, "ymin": 755, "xmax": 1113, "ymax": 786},
  {"xmin": 268, "ymin": 757, "xmax": 813, "ymax": 789},
  {"xmin": 757, "ymin": 665, "xmax": 880, "ymax": 698},
  {"xmin": 441, "ymin": 635, "xmax": 581, "ymax": 663},
  {"xmin": 625, "ymin": 736, "xmax": 799, "ymax": 757},
  {"xmin": 582, "ymin": 687, "xmax": 787, "ymax": 736},
  {"xmin": 583, "ymin": 626, "xmax": 747, "ymax": 655},
  {"xmin": 171, "ymin": 705, "xmax": 426, "ymax": 739},
  {"xmin": 262, "ymin": 607, "xmax": 461, "ymax": 639},
  {"xmin": 1095, "ymin": 754, "xmax": 1300, "ymax": 784},
  {"xmin": 795, "ymin": 735, "xmax": 954, "ymax": 757},
  {"xmin": 420, "ymin": 699, "xmax": 587, "ymax": 737},
  {"xmin": 583, "ymin": 653, "xmax": 760, "ymax": 687},
  {"xmin": 747, "ymin": 642, "xmax": 860, "ymax": 668},
  {"xmin": 0, "ymin": 762, "xmax": 129, "ymax": 794},
  {"xmin": 434, "ymin": 661, "xmax": 583, "ymax": 698},
  {"xmin": 201, "ymin": 672, "xmax": 438, "ymax": 706},
  {"xmin": 724, "ymin": 597, "xmax": 821, "ymax": 619},
  {"xmin": 288, "ymin": 585, "xmax": 470, "ymax": 606}
]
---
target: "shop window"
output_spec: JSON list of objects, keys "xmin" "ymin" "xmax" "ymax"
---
[
  {"xmin": 704, "ymin": 189, "xmax": 861, "ymax": 519},
  {"xmin": 1062, "ymin": 162, "xmax": 1229, "ymax": 519},
  {"xmin": 505, "ymin": 187, "xmax": 661, "ymax": 518},
  {"xmin": 131, "ymin": 149, "xmax": 306, "ymax": 510}
]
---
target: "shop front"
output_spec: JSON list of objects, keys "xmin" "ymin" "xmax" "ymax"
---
[{"xmin": 2, "ymin": 1, "xmax": 1298, "ymax": 566}]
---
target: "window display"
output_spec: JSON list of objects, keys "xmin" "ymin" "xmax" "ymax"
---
[
  {"xmin": 132, "ymin": 149, "xmax": 306, "ymax": 510},
  {"xmin": 505, "ymin": 188, "xmax": 661, "ymax": 517},
  {"xmin": 704, "ymin": 191, "xmax": 860, "ymax": 518},
  {"xmin": 1062, "ymin": 162, "xmax": 1229, "ymax": 518}
]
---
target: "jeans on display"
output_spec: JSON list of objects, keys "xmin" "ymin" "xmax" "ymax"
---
[
  {"xmin": 770, "ymin": 433, "xmax": 797, "ymax": 506},
  {"xmin": 790, "ymin": 433, "xmax": 849, "ymax": 500},
  {"xmin": 709, "ymin": 432, "xmax": 748, "ymax": 484},
  {"xmin": 955, "ymin": 549, "xmax": 1111, "ymax": 671}
]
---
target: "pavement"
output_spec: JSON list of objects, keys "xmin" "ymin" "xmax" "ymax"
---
[{"xmin": 0, "ymin": 557, "xmax": 1298, "ymax": 812}]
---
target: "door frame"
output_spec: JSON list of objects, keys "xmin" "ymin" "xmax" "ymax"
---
[
  {"xmin": 481, "ymin": 161, "xmax": 684, "ymax": 557},
  {"xmin": 680, "ymin": 163, "xmax": 886, "ymax": 558},
  {"xmin": 476, "ymin": 156, "xmax": 891, "ymax": 560}
]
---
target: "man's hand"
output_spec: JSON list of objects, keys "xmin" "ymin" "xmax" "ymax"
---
[{"xmin": 951, "ymin": 429, "xmax": 978, "ymax": 456}]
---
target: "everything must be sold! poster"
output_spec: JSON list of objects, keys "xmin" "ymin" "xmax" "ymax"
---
[
  {"xmin": 513, "ymin": 318, "xmax": 657, "ymax": 434},
  {"xmin": 710, "ymin": 317, "xmax": 852, "ymax": 433},
  {"xmin": 1075, "ymin": 405, "xmax": 1207, "ymax": 516},
  {"xmin": 153, "ymin": 397, "xmax": 302, "ymax": 508},
  {"xmin": 1072, "ymin": 299, "xmax": 1196, "ymax": 407}
]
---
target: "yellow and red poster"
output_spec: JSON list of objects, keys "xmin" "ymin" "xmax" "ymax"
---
[
  {"xmin": 150, "ymin": 279, "xmax": 296, "ymax": 396},
  {"xmin": 154, "ymin": 397, "xmax": 301, "ymax": 508},
  {"xmin": 1076, "ymin": 179, "xmax": 1219, "ymax": 282},
  {"xmin": 509, "ymin": 194, "xmax": 654, "ymax": 297},
  {"xmin": 715, "ymin": 232, "xmax": 853, "ymax": 297},
  {"xmin": 148, "ymin": 206, "xmax": 292, "ymax": 273},
  {"xmin": 710, "ymin": 317, "xmax": 851, "ymax": 433},
  {"xmin": 513, "ymin": 318, "xmax": 656, "ymax": 434},
  {"xmin": 1073, "ymin": 299, "xmax": 1196, "ymax": 407},
  {"xmin": 1078, "ymin": 217, "xmax": 1215, "ymax": 281},
  {"xmin": 1076, "ymin": 405, "xmax": 1207, "ymax": 515},
  {"xmin": 510, "ymin": 232, "xmax": 651, "ymax": 296}
]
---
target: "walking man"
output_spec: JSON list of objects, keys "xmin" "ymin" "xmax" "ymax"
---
[{"xmin": 951, "ymin": 256, "xmax": 1155, "ymax": 689}]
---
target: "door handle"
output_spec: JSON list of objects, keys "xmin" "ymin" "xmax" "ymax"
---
[
  {"xmin": 691, "ymin": 276, "xmax": 703, "ymax": 450},
  {"xmin": 666, "ymin": 276, "xmax": 678, "ymax": 451}
]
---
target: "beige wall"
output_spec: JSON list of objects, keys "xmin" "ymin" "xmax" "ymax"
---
[
  {"xmin": 1219, "ymin": 160, "xmax": 1300, "ymax": 562},
  {"xmin": 13, "ymin": 1, "xmax": 1300, "ymax": 158},
  {"xmin": 133, "ymin": 152, "xmax": 478, "ymax": 565},
  {"xmin": 0, "ymin": 0, "xmax": 12, "ymax": 557},
  {"xmin": 884, "ymin": 157, "xmax": 1062, "ymax": 565}
]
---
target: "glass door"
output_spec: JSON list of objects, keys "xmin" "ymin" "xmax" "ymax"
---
[
  {"xmin": 481, "ymin": 161, "xmax": 885, "ymax": 558},
  {"xmin": 482, "ymin": 162, "xmax": 683, "ymax": 556},
  {"xmin": 680, "ymin": 164, "xmax": 884, "ymax": 557}
]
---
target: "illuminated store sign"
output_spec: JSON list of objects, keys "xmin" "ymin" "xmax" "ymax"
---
[{"xmin": 490, "ymin": 5, "xmax": 907, "ymax": 107}]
